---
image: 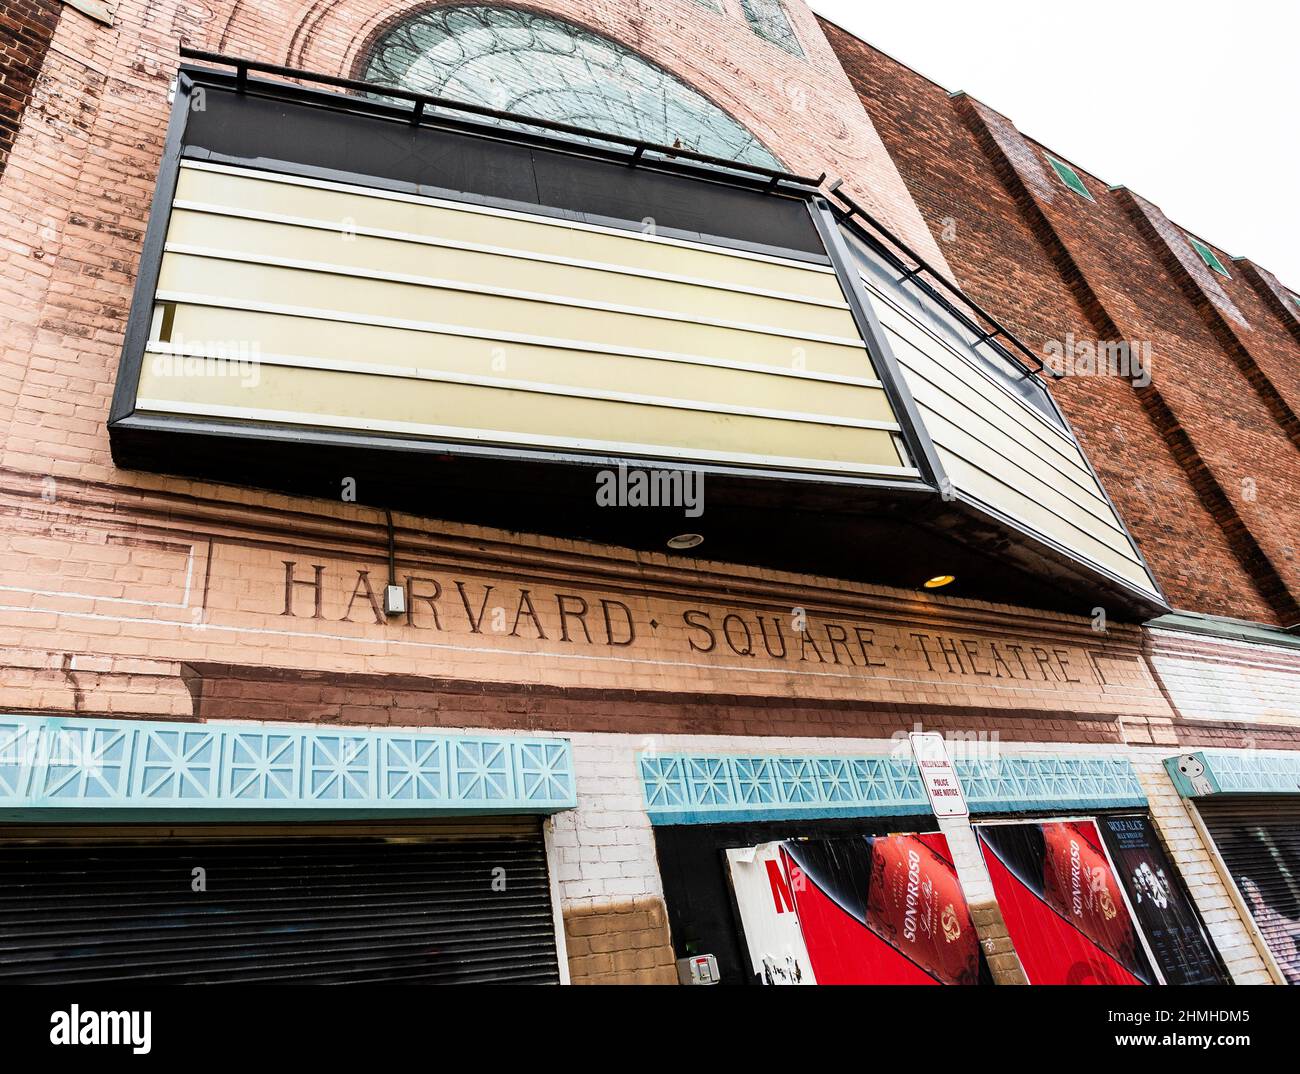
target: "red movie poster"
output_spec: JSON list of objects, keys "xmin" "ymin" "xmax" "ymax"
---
[
  {"xmin": 780, "ymin": 833, "xmax": 982, "ymax": 985},
  {"xmin": 977, "ymin": 820, "xmax": 1153, "ymax": 985}
]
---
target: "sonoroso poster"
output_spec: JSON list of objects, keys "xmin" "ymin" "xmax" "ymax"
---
[{"xmin": 977, "ymin": 819, "xmax": 1153, "ymax": 984}]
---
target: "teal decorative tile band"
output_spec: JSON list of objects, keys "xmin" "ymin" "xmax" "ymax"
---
[
  {"xmin": 640, "ymin": 751, "xmax": 1145, "ymax": 825},
  {"xmin": 0, "ymin": 714, "xmax": 575, "ymax": 819},
  {"xmin": 1165, "ymin": 749, "xmax": 1300, "ymax": 798},
  {"xmin": 955, "ymin": 755, "xmax": 1145, "ymax": 814}
]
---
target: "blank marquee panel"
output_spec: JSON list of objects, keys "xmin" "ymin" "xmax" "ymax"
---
[
  {"xmin": 130, "ymin": 162, "xmax": 914, "ymax": 477},
  {"xmin": 846, "ymin": 227, "xmax": 1162, "ymax": 599}
]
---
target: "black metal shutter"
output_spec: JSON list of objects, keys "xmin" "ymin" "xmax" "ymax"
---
[
  {"xmin": 1197, "ymin": 797, "xmax": 1300, "ymax": 985},
  {"xmin": 0, "ymin": 818, "xmax": 560, "ymax": 984}
]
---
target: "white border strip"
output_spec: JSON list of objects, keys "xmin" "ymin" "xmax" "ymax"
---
[{"xmin": 542, "ymin": 817, "xmax": 573, "ymax": 985}]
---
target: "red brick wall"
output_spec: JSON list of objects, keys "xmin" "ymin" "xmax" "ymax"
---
[
  {"xmin": 823, "ymin": 21, "xmax": 1300, "ymax": 628},
  {"xmin": 0, "ymin": 0, "xmax": 60, "ymax": 179}
]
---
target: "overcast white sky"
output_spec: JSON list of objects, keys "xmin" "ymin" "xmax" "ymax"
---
[{"xmin": 811, "ymin": 0, "xmax": 1300, "ymax": 288}]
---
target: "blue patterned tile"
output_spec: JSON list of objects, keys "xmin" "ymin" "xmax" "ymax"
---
[
  {"xmin": 1166, "ymin": 749, "xmax": 1300, "ymax": 798},
  {"xmin": 0, "ymin": 714, "xmax": 574, "ymax": 815},
  {"xmin": 642, "ymin": 750, "xmax": 1147, "ymax": 824}
]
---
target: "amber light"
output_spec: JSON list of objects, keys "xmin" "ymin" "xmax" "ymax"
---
[
  {"xmin": 667, "ymin": 534, "xmax": 704, "ymax": 550},
  {"xmin": 922, "ymin": 575, "xmax": 956, "ymax": 589}
]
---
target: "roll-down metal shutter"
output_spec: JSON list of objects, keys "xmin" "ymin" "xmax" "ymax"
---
[
  {"xmin": 1197, "ymin": 797, "xmax": 1300, "ymax": 984},
  {"xmin": 0, "ymin": 818, "xmax": 560, "ymax": 984}
]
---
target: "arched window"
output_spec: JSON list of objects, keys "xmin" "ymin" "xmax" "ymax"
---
[{"xmin": 361, "ymin": 5, "xmax": 782, "ymax": 169}]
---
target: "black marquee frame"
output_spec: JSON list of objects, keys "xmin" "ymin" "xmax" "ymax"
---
[{"xmin": 108, "ymin": 57, "xmax": 1169, "ymax": 621}]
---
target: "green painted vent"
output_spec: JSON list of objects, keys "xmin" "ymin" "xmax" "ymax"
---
[
  {"xmin": 739, "ymin": 0, "xmax": 804, "ymax": 56},
  {"xmin": 1045, "ymin": 155, "xmax": 1094, "ymax": 201},
  {"xmin": 1188, "ymin": 235, "xmax": 1231, "ymax": 278}
]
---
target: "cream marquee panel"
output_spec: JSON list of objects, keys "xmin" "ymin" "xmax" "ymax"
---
[
  {"xmin": 172, "ymin": 165, "xmax": 849, "ymax": 303},
  {"xmin": 938, "ymin": 455, "xmax": 1155, "ymax": 590},
  {"xmin": 156, "ymin": 306, "xmax": 895, "ymax": 424},
  {"xmin": 164, "ymin": 209, "xmax": 858, "ymax": 339},
  {"xmin": 135, "ymin": 163, "xmax": 913, "ymax": 477},
  {"xmin": 863, "ymin": 279, "xmax": 1159, "ymax": 596},
  {"xmin": 898, "ymin": 361, "xmax": 1121, "ymax": 528},
  {"xmin": 873, "ymin": 298, "xmax": 1095, "ymax": 484},
  {"xmin": 918, "ymin": 406, "xmax": 1132, "ymax": 548},
  {"xmin": 155, "ymin": 256, "xmax": 859, "ymax": 370}
]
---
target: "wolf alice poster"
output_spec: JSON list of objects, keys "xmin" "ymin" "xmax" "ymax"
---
[{"xmin": 1098, "ymin": 815, "xmax": 1227, "ymax": 985}]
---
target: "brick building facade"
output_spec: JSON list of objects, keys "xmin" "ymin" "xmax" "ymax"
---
[
  {"xmin": 825, "ymin": 19, "xmax": 1300, "ymax": 629},
  {"xmin": 0, "ymin": 0, "xmax": 1295, "ymax": 985}
]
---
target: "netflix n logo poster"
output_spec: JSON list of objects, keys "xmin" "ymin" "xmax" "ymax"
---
[
  {"xmin": 727, "ymin": 833, "xmax": 986, "ymax": 985},
  {"xmin": 726, "ymin": 844, "xmax": 815, "ymax": 984},
  {"xmin": 977, "ymin": 819, "xmax": 1154, "ymax": 984}
]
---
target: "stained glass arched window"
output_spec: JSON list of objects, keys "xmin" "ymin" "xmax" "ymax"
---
[{"xmin": 361, "ymin": 5, "xmax": 783, "ymax": 169}]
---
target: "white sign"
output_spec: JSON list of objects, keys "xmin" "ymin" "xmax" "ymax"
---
[{"xmin": 909, "ymin": 732, "xmax": 968, "ymax": 818}]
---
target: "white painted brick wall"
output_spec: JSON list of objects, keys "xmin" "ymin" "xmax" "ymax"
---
[{"xmin": 1150, "ymin": 629, "xmax": 1300, "ymax": 727}]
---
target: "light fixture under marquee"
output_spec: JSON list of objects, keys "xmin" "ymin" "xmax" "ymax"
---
[{"xmin": 667, "ymin": 534, "xmax": 705, "ymax": 551}]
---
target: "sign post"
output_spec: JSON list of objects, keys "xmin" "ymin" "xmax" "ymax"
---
[{"xmin": 906, "ymin": 732, "xmax": 1028, "ymax": 983}]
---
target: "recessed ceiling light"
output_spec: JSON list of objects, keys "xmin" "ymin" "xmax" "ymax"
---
[
  {"xmin": 922, "ymin": 575, "xmax": 956, "ymax": 589},
  {"xmin": 667, "ymin": 533, "xmax": 704, "ymax": 550}
]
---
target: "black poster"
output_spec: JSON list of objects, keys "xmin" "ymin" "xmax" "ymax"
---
[{"xmin": 1099, "ymin": 814, "xmax": 1227, "ymax": 985}]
